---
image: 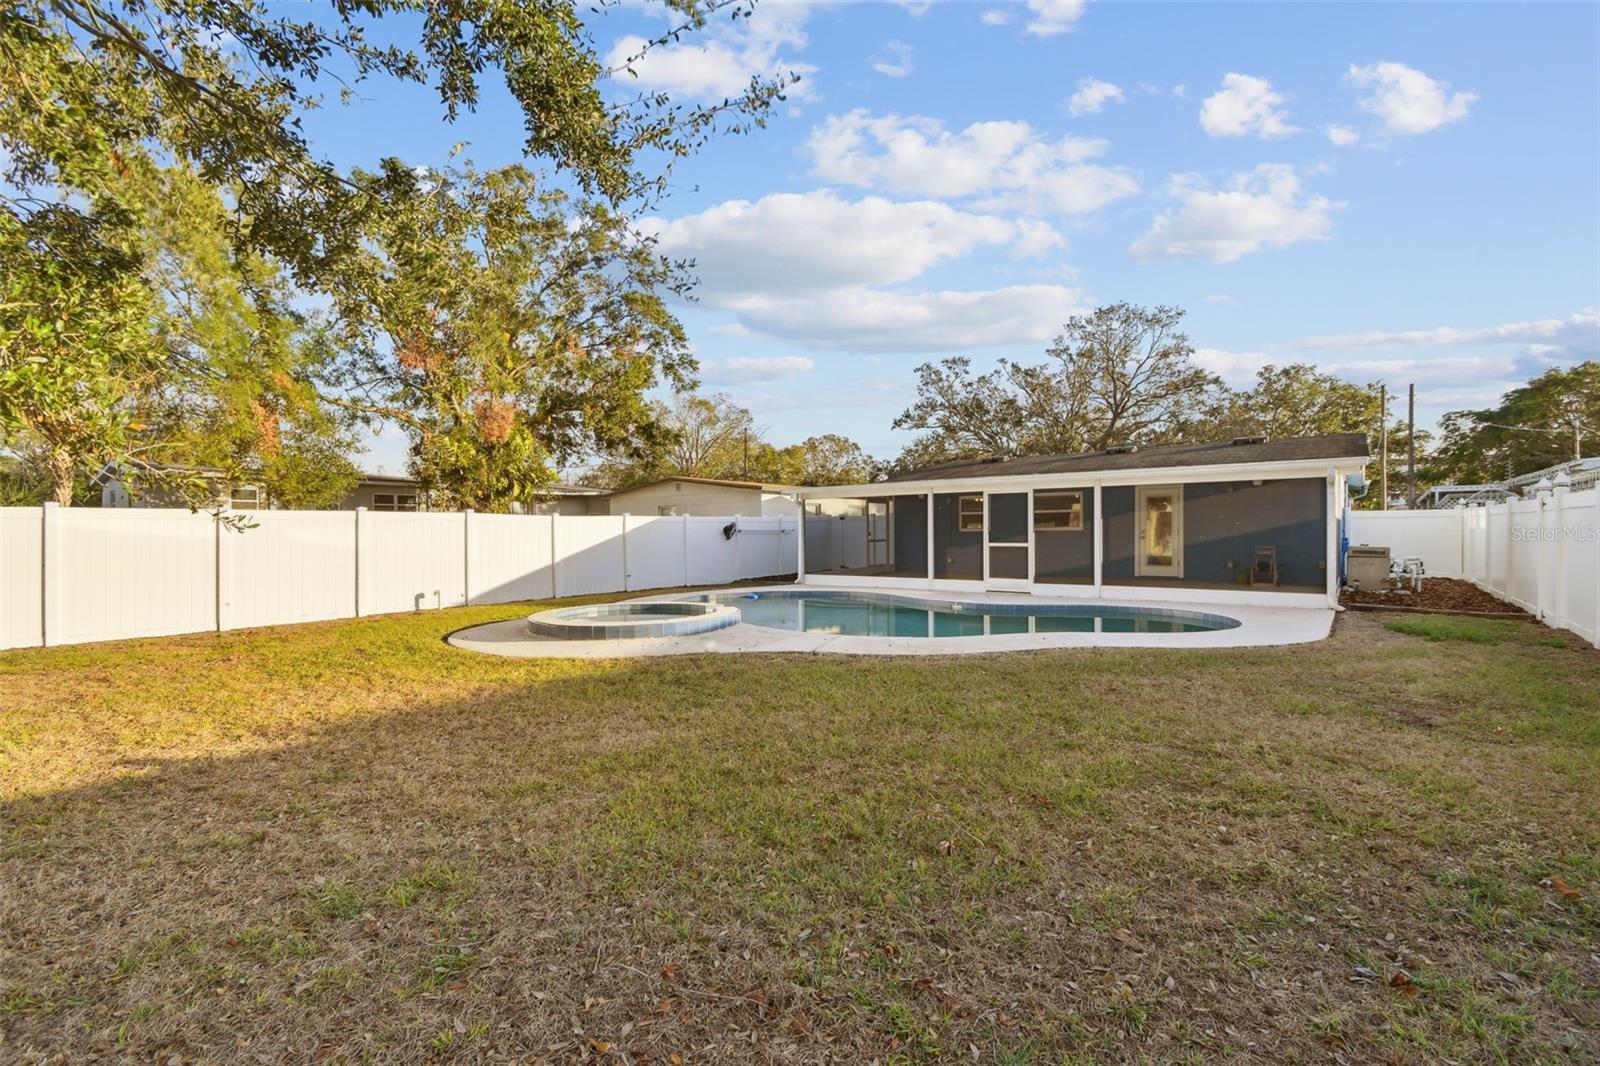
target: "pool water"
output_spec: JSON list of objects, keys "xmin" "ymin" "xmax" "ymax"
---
[{"xmin": 696, "ymin": 591, "xmax": 1237, "ymax": 637}]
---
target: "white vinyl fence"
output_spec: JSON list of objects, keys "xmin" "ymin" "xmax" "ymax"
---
[
  {"xmin": 1346, "ymin": 485, "xmax": 1600, "ymax": 646},
  {"xmin": 0, "ymin": 505, "xmax": 797, "ymax": 650}
]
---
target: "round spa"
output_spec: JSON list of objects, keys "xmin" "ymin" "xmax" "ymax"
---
[{"xmin": 526, "ymin": 600, "xmax": 740, "ymax": 640}]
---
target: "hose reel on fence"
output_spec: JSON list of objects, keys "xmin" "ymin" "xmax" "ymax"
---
[{"xmin": 722, "ymin": 521, "xmax": 738, "ymax": 541}]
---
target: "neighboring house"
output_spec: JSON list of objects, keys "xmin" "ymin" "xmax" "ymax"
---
[
  {"xmin": 338, "ymin": 473, "xmax": 432, "ymax": 512},
  {"xmin": 337, "ymin": 474, "xmax": 608, "ymax": 514},
  {"xmin": 796, "ymin": 433, "xmax": 1370, "ymax": 609},
  {"xmin": 601, "ymin": 476, "xmax": 804, "ymax": 517},
  {"xmin": 94, "ymin": 462, "xmax": 267, "ymax": 511},
  {"xmin": 96, "ymin": 463, "xmax": 607, "ymax": 514}
]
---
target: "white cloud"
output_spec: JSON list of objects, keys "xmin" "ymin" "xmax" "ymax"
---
[
  {"xmin": 1306, "ymin": 308, "xmax": 1599, "ymax": 352},
  {"xmin": 869, "ymin": 40, "xmax": 914, "ymax": 79},
  {"xmin": 1325, "ymin": 124, "xmax": 1359, "ymax": 147},
  {"xmin": 605, "ymin": 1, "xmax": 817, "ymax": 103},
  {"xmin": 718, "ymin": 285, "xmax": 1089, "ymax": 352},
  {"xmin": 1066, "ymin": 77, "xmax": 1125, "ymax": 117},
  {"xmin": 708, "ymin": 322, "xmax": 752, "ymax": 338},
  {"xmin": 1206, "ymin": 293, "xmax": 1235, "ymax": 305},
  {"xmin": 980, "ymin": 8, "xmax": 1012, "ymax": 26},
  {"xmin": 1129, "ymin": 164, "xmax": 1339, "ymax": 264},
  {"xmin": 700, "ymin": 355, "xmax": 816, "ymax": 384},
  {"xmin": 1193, "ymin": 348, "xmax": 1272, "ymax": 387},
  {"xmin": 1025, "ymin": 0, "xmax": 1087, "ymax": 37},
  {"xmin": 640, "ymin": 189, "xmax": 1057, "ymax": 294},
  {"xmin": 890, "ymin": 0, "xmax": 932, "ymax": 14},
  {"xmin": 805, "ymin": 110, "xmax": 1137, "ymax": 215},
  {"xmin": 1347, "ymin": 61, "xmax": 1475, "ymax": 135},
  {"xmin": 1200, "ymin": 73, "xmax": 1297, "ymax": 139}
]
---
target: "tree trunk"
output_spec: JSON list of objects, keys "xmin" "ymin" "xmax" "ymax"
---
[{"xmin": 49, "ymin": 445, "xmax": 75, "ymax": 506}]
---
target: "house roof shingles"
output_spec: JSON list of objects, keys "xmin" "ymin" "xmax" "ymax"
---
[{"xmin": 885, "ymin": 432, "xmax": 1370, "ymax": 483}]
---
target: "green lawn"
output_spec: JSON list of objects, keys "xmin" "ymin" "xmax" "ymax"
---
[{"xmin": 1, "ymin": 596, "xmax": 1596, "ymax": 1064}]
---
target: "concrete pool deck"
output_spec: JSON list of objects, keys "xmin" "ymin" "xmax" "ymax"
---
[{"xmin": 446, "ymin": 586, "xmax": 1337, "ymax": 658}]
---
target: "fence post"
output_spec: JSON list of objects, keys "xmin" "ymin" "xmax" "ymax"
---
[
  {"xmin": 40, "ymin": 502, "xmax": 59, "ymax": 647},
  {"xmin": 1550, "ymin": 476, "xmax": 1569, "ymax": 630},
  {"xmin": 354, "ymin": 507, "xmax": 368, "ymax": 618},
  {"xmin": 215, "ymin": 509, "xmax": 233, "ymax": 633},
  {"xmin": 550, "ymin": 512, "xmax": 560, "ymax": 599},
  {"xmin": 732, "ymin": 513, "xmax": 742, "ymax": 581},
  {"xmin": 1529, "ymin": 480, "xmax": 1542, "ymax": 617},
  {"xmin": 463, "ymin": 509, "xmax": 474, "ymax": 606},
  {"xmin": 681, "ymin": 514, "xmax": 690, "ymax": 586},
  {"xmin": 1592, "ymin": 486, "xmax": 1600, "ymax": 647},
  {"xmin": 621, "ymin": 512, "xmax": 631, "ymax": 592},
  {"xmin": 794, "ymin": 513, "xmax": 805, "ymax": 582}
]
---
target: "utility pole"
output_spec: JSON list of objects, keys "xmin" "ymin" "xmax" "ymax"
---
[
  {"xmin": 1407, "ymin": 383, "xmax": 1417, "ymax": 510},
  {"xmin": 1379, "ymin": 383, "xmax": 1388, "ymax": 510}
]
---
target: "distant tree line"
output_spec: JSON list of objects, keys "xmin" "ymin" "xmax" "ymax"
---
[{"xmin": 886, "ymin": 303, "xmax": 1596, "ymax": 498}]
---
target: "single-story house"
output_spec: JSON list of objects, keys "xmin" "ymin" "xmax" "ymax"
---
[
  {"xmin": 600, "ymin": 476, "xmax": 805, "ymax": 517},
  {"xmin": 796, "ymin": 432, "xmax": 1370, "ymax": 609}
]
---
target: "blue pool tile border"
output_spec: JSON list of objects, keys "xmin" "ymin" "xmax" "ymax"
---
[{"xmin": 684, "ymin": 589, "xmax": 1242, "ymax": 633}]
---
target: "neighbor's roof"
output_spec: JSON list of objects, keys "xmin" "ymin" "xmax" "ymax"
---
[
  {"xmin": 884, "ymin": 432, "xmax": 1370, "ymax": 483},
  {"xmin": 355, "ymin": 473, "xmax": 605, "ymax": 496},
  {"xmin": 606, "ymin": 475, "xmax": 797, "ymax": 496}
]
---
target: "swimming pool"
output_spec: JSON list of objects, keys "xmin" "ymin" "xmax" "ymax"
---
[{"xmin": 690, "ymin": 590, "xmax": 1239, "ymax": 637}]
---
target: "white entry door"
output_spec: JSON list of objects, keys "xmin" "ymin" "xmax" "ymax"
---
[{"xmin": 1135, "ymin": 486, "xmax": 1183, "ymax": 578}]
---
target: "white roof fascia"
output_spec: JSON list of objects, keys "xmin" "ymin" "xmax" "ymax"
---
[{"xmin": 798, "ymin": 455, "xmax": 1370, "ymax": 499}]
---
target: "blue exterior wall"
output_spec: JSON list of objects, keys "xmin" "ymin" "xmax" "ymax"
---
[
  {"xmin": 1034, "ymin": 487, "xmax": 1096, "ymax": 582},
  {"xmin": 1103, "ymin": 486, "xmax": 1137, "ymax": 579},
  {"xmin": 933, "ymin": 492, "xmax": 983, "ymax": 579}
]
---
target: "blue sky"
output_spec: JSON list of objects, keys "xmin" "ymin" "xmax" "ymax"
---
[{"xmin": 304, "ymin": 1, "xmax": 1600, "ymax": 473}]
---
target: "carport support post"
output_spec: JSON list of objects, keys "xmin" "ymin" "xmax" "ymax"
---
[
  {"xmin": 925, "ymin": 493, "xmax": 935, "ymax": 587},
  {"xmin": 1092, "ymin": 482, "xmax": 1104, "ymax": 598}
]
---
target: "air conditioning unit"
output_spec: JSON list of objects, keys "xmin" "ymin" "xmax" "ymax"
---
[{"xmin": 1346, "ymin": 545, "xmax": 1391, "ymax": 591}]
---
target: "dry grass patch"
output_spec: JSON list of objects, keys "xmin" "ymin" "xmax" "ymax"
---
[{"xmin": 1, "ymin": 600, "xmax": 1597, "ymax": 1064}]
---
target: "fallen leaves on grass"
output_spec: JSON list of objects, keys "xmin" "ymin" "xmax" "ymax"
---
[{"xmin": 1550, "ymin": 876, "xmax": 1582, "ymax": 901}]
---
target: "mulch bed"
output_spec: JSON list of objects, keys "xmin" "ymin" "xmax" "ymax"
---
[{"xmin": 1340, "ymin": 576, "xmax": 1532, "ymax": 618}]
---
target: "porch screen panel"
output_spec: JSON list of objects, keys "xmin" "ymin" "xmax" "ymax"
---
[
  {"xmin": 933, "ymin": 493, "xmax": 982, "ymax": 580},
  {"xmin": 887, "ymin": 495, "xmax": 929, "ymax": 578}
]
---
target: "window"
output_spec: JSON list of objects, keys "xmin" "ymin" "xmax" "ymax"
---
[
  {"xmin": 957, "ymin": 494, "xmax": 984, "ymax": 532},
  {"xmin": 229, "ymin": 485, "xmax": 264, "ymax": 510},
  {"xmin": 658, "ymin": 505, "xmax": 681, "ymax": 516},
  {"xmin": 373, "ymin": 493, "xmax": 418, "ymax": 512},
  {"xmin": 1034, "ymin": 490, "xmax": 1083, "ymax": 531}
]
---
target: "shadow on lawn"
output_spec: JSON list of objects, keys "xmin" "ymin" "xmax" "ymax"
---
[{"xmin": 2, "ymin": 611, "xmax": 1598, "ymax": 1063}]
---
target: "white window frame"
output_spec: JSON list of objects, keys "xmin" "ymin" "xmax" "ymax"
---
[
  {"xmin": 1033, "ymin": 489, "xmax": 1083, "ymax": 532},
  {"xmin": 372, "ymin": 492, "xmax": 419, "ymax": 513},
  {"xmin": 957, "ymin": 494, "xmax": 984, "ymax": 533},
  {"xmin": 229, "ymin": 484, "xmax": 265, "ymax": 511}
]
